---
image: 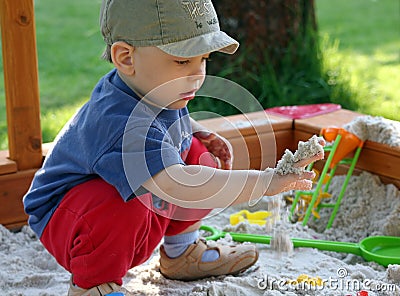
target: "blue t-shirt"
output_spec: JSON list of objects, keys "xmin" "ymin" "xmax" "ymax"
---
[{"xmin": 23, "ymin": 69, "xmax": 192, "ymax": 237}]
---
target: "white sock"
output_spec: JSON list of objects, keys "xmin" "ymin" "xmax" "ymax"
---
[{"xmin": 163, "ymin": 230, "xmax": 219, "ymax": 262}]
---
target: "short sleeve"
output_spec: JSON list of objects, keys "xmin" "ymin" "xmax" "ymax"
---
[{"xmin": 122, "ymin": 124, "xmax": 185, "ymax": 199}]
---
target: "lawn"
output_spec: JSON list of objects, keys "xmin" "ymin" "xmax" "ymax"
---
[
  {"xmin": 316, "ymin": 0, "xmax": 400, "ymax": 120},
  {"xmin": 0, "ymin": 0, "xmax": 398, "ymax": 150}
]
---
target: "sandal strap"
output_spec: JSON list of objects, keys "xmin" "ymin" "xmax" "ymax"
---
[{"xmin": 186, "ymin": 238, "xmax": 213, "ymax": 263}]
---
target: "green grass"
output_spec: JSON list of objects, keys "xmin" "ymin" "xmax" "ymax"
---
[
  {"xmin": 316, "ymin": 0, "xmax": 400, "ymax": 120},
  {"xmin": 0, "ymin": 0, "xmax": 398, "ymax": 150},
  {"xmin": 0, "ymin": 0, "xmax": 111, "ymax": 149}
]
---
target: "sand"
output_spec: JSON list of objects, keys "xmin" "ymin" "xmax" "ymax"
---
[
  {"xmin": 343, "ymin": 115, "xmax": 400, "ymax": 146},
  {"xmin": 1, "ymin": 171, "xmax": 400, "ymax": 296},
  {"xmin": 275, "ymin": 135, "xmax": 325, "ymax": 175},
  {"xmin": 1, "ymin": 115, "xmax": 399, "ymax": 295}
]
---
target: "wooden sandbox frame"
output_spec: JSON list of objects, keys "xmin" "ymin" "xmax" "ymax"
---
[
  {"xmin": 1, "ymin": 0, "xmax": 400, "ymax": 230},
  {"xmin": 1, "ymin": 107, "xmax": 399, "ymax": 230}
]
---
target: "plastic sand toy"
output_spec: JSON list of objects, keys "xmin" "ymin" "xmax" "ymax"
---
[
  {"xmin": 287, "ymin": 274, "xmax": 324, "ymax": 287},
  {"xmin": 230, "ymin": 210, "xmax": 274, "ymax": 226},
  {"xmin": 200, "ymin": 225, "xmax": 400, "ymax": 267},
  {"xmin": 287, "ymin": 184, "xmax": 332, "ymax": 221},
  {"xmin": 289, "ymin": 127, "xmax": 364, "ymax": 229}
]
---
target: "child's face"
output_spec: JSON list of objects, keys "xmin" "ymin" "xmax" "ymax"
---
[{"xmin": 127, "ymin": 47, "xmax": 209, "ymax": 109}]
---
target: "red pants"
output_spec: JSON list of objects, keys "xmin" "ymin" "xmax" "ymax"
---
[{"xmin": 40, "ymin": 137, "xmax": 214, "ymax": 288}]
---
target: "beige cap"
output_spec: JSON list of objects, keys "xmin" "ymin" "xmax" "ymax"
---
[{"xmin": 100, "ymin": 0, "xmax": 239, "ymax": 57}]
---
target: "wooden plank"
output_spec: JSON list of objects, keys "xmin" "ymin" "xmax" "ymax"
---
[
  {"xmin": 356, "ymin": 146, "xmax": 400, "ymax": 181},
  {"xmin": 311, "ymin": 160, "xmax": 400, "ymax": 189},
  {"xmin": 294, "ymin": 109, "xmax": 363, "ymax": 134},
  {"xmin": 227, "ymin": 129, "xmax": 294, "ymax": 170},
  {"xmin": 241, "ymin": 111, "xmax": 293, "ymax": 134},
  {"xmin": 273, "ymin": 129, "xmax": 295, "ymax": 165},
  {"xmin": 198, "ymin": 110, "xmax": 293, "ymax": 138},
  {"xmin": 364, "ymin": 141, "xmax": 400, "ymax": 157},
  {"xmin": 0, "ymin": 0, "xmax": 42, "ymax": 170},
  {"xmin": 199, "ymin": 114, "xmax": 244, "ymax": 139},
  {"xmin": 0, "ymin": 169, "xmax": 36, "ymax": 228},
  {"xmin": 0, "ymin": 150, "xmax": 17, "ymax": 175},
  {"xmin": 227, "ymin": 135, "xmax": 251, "ymax": 169}
]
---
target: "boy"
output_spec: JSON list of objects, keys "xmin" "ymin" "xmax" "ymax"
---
[{"xmin": 23, "ymin": 0, "xmax": 322, "ymax": 295}]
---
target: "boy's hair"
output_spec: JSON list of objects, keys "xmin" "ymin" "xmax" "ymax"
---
[
  {"xmin": 102, "ymin": 44, "xmax": 112, "ymax": 63},
  {"xmin": 100, "ymin": 0, "xmax": 239, "ymax": 59}
]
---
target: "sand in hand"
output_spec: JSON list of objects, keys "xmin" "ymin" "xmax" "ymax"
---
[{"xmin": 275, "ymin": 135, "xmax": 324, "ymax": 175}]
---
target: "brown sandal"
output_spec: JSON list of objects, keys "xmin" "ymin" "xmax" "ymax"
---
[
  {"xmin": 159, "ymin": 238, "xmax": 259, "ymax": 281},
  {"xmin": 68, "ymin": 277, "xmax": 135, "ymax": 296}
]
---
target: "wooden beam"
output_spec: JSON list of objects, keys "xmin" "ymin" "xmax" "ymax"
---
[
  {"xmin": 0, "ymin": 169, "xmax": 35, "ymax": 229},
  {"xmin": 0, "ymin": 150, "xmax": 17, "ymax": 175},
  {"xmin": 0, "ymin": 0, "xmax": 42, "ymax": 170}
]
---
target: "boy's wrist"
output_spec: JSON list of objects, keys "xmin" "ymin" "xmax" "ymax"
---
[{"xmin": 262, "ymin": 168, "xmax": 275, "ymax": 195}]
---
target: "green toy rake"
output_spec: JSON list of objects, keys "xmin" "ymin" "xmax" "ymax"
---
[{"xmin": 289, "ymin": 127, "xmax": 364, "ymax": 229}]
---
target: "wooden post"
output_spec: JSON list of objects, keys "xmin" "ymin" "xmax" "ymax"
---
[{"xmin": 0, "ymin": 0, "xmax": 42, "ymax": 170}]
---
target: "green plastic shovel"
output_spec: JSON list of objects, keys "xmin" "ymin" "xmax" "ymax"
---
[{"xmin": 200, "ymin": 225, "xmax": 400, "ymax": 267}]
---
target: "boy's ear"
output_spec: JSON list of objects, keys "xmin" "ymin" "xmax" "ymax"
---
[{"xmin": 111, "ymin": 42, "xmax": 135, "ymax": 75}]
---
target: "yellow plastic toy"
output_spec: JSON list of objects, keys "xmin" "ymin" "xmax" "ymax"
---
[
  {"xmin": 288, "ymin": 168, "xmax": 332, "ymax": 221},
  {"xmin": 230, "ymin": 210, "xmax": 274, "ymax": 226},
  {"xmin": 287, "ymin": 274, "xmax": 324, "ymax": 287},
  {"xmin": 297, "ymin": 190, "xmax": 332, "ymax": 220}
]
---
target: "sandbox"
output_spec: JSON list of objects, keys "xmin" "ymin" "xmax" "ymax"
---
[{"xmin": 0, "ymin": 108, "xmax": 399, "ymax": 295}]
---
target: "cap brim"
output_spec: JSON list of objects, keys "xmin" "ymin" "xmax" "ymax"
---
[{"xmin": 157, "ymin": 31, "xmax": 239, "ymax": 58}]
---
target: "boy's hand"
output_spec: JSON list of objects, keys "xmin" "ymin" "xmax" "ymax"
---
[
  {"xmin": 193, "ymin": 131, "xmax": 233, "ymax": 170},
  {"xmin": 265, "ymin": 151, "xmax": 324, "ymax": 196},
  {"xmin": 265, "ymin": 171, "xmax": 314, "ymax": 196}
]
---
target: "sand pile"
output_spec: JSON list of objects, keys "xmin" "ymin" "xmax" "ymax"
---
[
  {"xmin": 310, "ymin": 172, "xmax": 400, "ymax": 240},
  {"xmin": 0, "ymin": 225, "xmax": 70, "ymax": 294},
  {"xmin": 343, "ymin": 115, "xmax": 400, "ymax": 147}
]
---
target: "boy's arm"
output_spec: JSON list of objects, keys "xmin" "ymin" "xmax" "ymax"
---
[{"xmin": 142, "ymin": 156, "xmax": 318, "ymax": 209}]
